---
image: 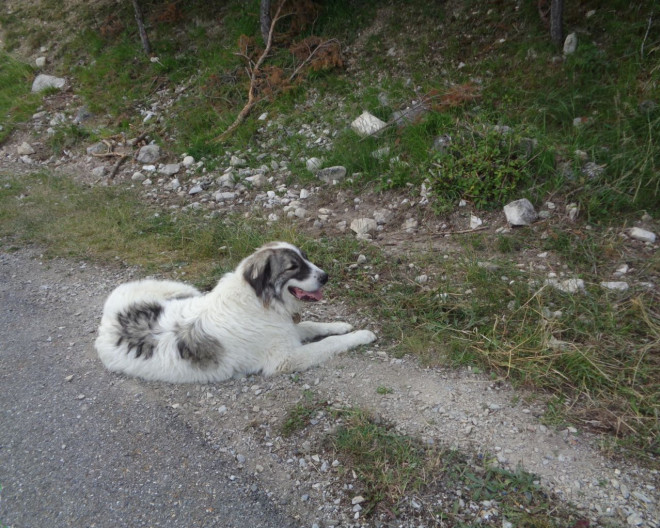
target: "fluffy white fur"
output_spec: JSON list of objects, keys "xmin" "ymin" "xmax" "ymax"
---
[{"xmin": 95, "ymin": 242, "xmax": 376, "ymax": 383}]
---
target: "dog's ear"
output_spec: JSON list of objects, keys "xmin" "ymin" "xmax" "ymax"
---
[{"xmin": 243, "ymin": 250, "xmax": 274, "ymax": 307}]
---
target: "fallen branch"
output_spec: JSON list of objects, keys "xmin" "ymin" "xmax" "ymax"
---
[
  {"xmin": 215, "ymin": 1, "xmax": 286, "ymax": 143},
  {"xmin": 109, "ymin": 155, "xmax": 129, "ymax": 179}
]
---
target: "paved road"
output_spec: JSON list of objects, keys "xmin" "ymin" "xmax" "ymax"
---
[{"xmin": 0, "ymin": 250, "xmax": 295, "ymax": 528}]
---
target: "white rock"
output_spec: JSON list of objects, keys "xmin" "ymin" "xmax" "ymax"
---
[
  {"xmin": 142, "ymin": 178, "xmax": 153, "ymax": 186},
  {"xmin": 294, "ymin": 207, "xmax": 307, "ymax": 218},
  {"xmin": 31, "ymin": 74, "xmax": 66, "ymax": 92},
  {"xmin": 137, "ymin": 145, "xmax": 162, "ymax": 164},
  {"xmin": 189, "ymin": 185, "xmax": 203, "ymax": 195},
  {"xmin": 563, "ymin": 32, "xmax": 578, "ymax": 55},
  {"xmin": 350, "ymin": 111, "xmax": 387, "ymax": 137},
  {"xmin": 91, "ymin": 166, "xmax": 106, "ymax": 178},
  {"xmin": 306, "ymin": 157, "xmax": 323, "ymax": 171},
  {"xmin": 217, "ymin": 173, "xmax": 235, "ymax": 188},
  {"xmin": 458, "ymin": 199, "xmax": 467, "ymax": 207},
  {"xmin": 170, "ymin": 178, "xmax": 181, "ymax": 190},
  {"xmin": 350, "ymin": 218, "xmax": 377, "ymax": 235},
  {"xmin": 182, "ymin": 155, "xmax": 195, "ymax": 167},
  {"xmin": 159, "ymin": 163, "xmax": 180, "ymax": 176},
  {"xmin": 246, "ymin": 173, "xmax": 267, "ymax": 188},
  {"xmin": 351, "ymin": 496, "xmax": 366, "ymax": 505},
  {"xmin": 131, "ymin": 172, "xmax": 145, "ymax": 182},
  {"xmin": 299, "ymin": 189, "xmax": 310, "ymax": 199},
  {"xmin": 215, "ymin": 191, "xmax": 236, "ymax": 201},
  {"xmin": 17, "ymin": 142, "xmax": 35, "ymax": 155},
  {"xmin": 629, "ymin": 227, "xmax": 656, "ymax": 243},
  {"xmin": 504, "ymin": 198, "xmax": 537, "ymax": 226},
  {"xmin": 19, "ymin": 155, "xmax": 34, "ymax": 164},
  {"xmin": 403, "ymin": 218, "xmax": 418, "ymax": 232},
  {"xmin": 316, "ymin": 166, "xmax": 347, "ymax": 183},
  {"xmin": 35, "ymin": 57, "xmax": 47, "ymax": 68},
  {"xmin": 470, "ymin": 215, "xmax": 483, "ymax": 229},
  {"xmin": 258, "ymin": 112, "xmax": 268, "ymax": 121},
  {"xmin": 566, "ymin": 203, "xmax": 579, "ymax": 221},
  {"xmin": 356, "ymin": 254, "xmax": 367, "ymax": 265},
  {"xmin": 614, "ymin": 264, "xmax": 629, "ymax": 276},
  {"xmin": 600, "ymin": 281, "xmax": 629, "ymax": 292},
  {"xmin": 545, "ymin": 278, "xmax": 585, "ymax": 294},
  {"xmin": 230, "ymin": 155, "xmax": 246, "ymax": 167},
  {"xmin": 373, "ymin": 209, "xmax": 393, "ymax": 225},
  {"xmin": 415, "ymin": 274, "xmax": 428, "ymax": 284}
]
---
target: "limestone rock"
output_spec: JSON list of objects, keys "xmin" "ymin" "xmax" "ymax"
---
[
  {"xmin": 316, "ymin": 166, "xmax": 347, "ymax": 184},
  {"xmin": 504, "ymin": 198, "xmax": 537, "ymax": 226},
  {"xmin": 31, "ymin": 74, "xmax": 66, "ymax": 92},
  {"xmin": 137, "ymin": 145, "xmax": 162, "ymax": 164},
  {"xmin": 350, "ymin": 111, "xmax": 387, "ymax": 137},
  {"xmin": 629, "ymin": 227, "xmax": 656, "ymax": 243}
]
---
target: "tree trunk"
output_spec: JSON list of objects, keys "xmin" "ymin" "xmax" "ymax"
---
[
  {"xmin": 550, "ymin": 0, "xmax": 564, "ymax": 48},
  {"xmin": 260, "ymin": 0, "xmax": 272, "ymax": 46},
  {"xmin": 131, "ymin": 0, "xmax": 152, "ymax": 55}
]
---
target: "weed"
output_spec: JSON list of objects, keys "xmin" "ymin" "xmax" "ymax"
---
[
  {"xmin": 376, "ymin": 386, "xmax": 393, "ymax": 395},
  {"xmin": 281, "ymin": 390, "xmax": 325, "ymax": 437},
  {"xmin": 0, "ymin": 52, "xmax": 42, "ymax": 143}
]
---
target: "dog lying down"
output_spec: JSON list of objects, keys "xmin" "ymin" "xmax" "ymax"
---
[{"xmin": 95, "ymin": 241, "xmax": 376, "ymax": 383}]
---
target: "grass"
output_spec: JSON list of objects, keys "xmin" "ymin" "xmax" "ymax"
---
[{"xmin": 0, "ymin": 51, "xmax": 42, "ymax": 143}]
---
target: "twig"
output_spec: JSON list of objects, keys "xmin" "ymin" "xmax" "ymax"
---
[
  {"xmin": 109, "ymin": 155, "xmax": 129, "ymax": 179},
  {"xmin": 215, "ymin": 1, "xmax": 286, "ymax": 143},
  {"xmin": 641, "ymin": 13, "xmax": 653, "ymax": 59},
  {"xmin": 288, "ymin": 38, "xmax": 340, "ymax": 82}
]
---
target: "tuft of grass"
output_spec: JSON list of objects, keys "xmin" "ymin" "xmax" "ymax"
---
[
  {"xmin": 281, "ymin": 390, "xmax": 326, "ymax": 438},
  {"xmin": 0, "ymin": 52, "xmax": 42, "ymax": 143}
]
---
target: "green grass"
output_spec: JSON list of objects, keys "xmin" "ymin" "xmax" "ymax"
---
[
  {"xmin": 0, "ymin": 52, "xmax": 42, "ymax": 143},
  {"xmin": 328, "ymin": 409, "xmax": 579, "ymax": 525}
]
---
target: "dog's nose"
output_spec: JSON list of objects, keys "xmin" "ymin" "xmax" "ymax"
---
[{"xmin": 319, "ymin": 272, "xmax": 329, "ymax": 285}]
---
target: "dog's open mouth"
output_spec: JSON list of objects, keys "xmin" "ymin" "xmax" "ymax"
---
[{"xmin": 289, "ymin": 287, "xmax": 323, "ymax": 302}]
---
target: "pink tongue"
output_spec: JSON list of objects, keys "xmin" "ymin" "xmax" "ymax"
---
[{"xmin": 292, "ymin": 287, "xmax": 323, "ymax": 301}]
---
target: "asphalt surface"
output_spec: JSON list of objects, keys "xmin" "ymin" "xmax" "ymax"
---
[{"xmin": 0, "ymin": 249, "xmax": 295, "ymax": 528}]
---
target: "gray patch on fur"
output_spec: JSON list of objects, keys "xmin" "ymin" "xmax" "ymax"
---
[
  {"xmin": 176, "ymin": 322, "xmax": 222, "ymax": 368},
  {"xmin": 116, "ymin": 302, "xmax": 163, "ymax": 360}
]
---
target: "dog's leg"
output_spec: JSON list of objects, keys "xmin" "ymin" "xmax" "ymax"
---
[
  {"xmin": 295, "ymin": 321, "xmax": 353, "ymax": 341},
  {"xmin": 273, "ymin": 330, "xmax": 376, "ymax": 374}
]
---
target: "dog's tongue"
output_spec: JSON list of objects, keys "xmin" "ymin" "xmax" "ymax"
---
[{"xmin": 291, "ymin": 287, "xmax": 323, "ymax": 302}]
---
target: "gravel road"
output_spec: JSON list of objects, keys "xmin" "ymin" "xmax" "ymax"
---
[
  {"xmin": 0, "ymin": 247, "xmax": 658, "ymax": 528},
  {"xmin": 0, "ymin": 248, "xmax": 295, "ymax": 528}
]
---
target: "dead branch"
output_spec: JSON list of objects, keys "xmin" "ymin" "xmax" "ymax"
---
[
  {"xmin": 215, "ymin": 1, "xmax": 286, "ymax": 143},
  {"xmin": 109, "ymin": 155, "xmax": 129, "ymax": 179},
  {"xmin": 288, "ymin": 38, "xmax": 340, "ymax": 82}
]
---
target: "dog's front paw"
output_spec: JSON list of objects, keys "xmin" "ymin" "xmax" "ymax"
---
[
  {"xmin": 352, "ymin": 329, "xmax": 377, "ymax": 345},
  {"xmin": 331, "ymin": 322, "xmax": 354, "ymax": 335}
]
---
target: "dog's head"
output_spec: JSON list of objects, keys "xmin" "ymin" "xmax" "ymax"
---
[{"xmin": 240, "ymin": 242, "xmax": 328, "ymax": 310}]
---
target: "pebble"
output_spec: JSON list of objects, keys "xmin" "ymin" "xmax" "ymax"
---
[
  {"xmin": 600, "ymin": 281, "xmax": 629, "ymax": 292},
  {"xmin": 629, "ymin": 227, "xmax": 656, "ymax": 243}
]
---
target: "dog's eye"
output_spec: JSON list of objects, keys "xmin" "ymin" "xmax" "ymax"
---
[{"xmin": 287, "ymin": 263, "xmax": 298, "ymax": 271}]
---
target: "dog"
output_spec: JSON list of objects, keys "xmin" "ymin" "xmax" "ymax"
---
[{"xmin": 95, "ymin": 242, "xmax": 376, "ymax": 383}]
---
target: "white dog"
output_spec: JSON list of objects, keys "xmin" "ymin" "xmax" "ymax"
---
[{"xmin": 95, "ymin": 241, "xmax": 376, "ymax": 383}]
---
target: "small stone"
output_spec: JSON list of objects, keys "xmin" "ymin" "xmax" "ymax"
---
[
  {"xmin": 563, "ymin": 32, "xmax": 578, "ymax": 55},
  {"xmin": 415, "ymin": 274, "xmax": 428, "ymax": 284},
  {"xmin": 350, "ymin": 111, "xmax": 387, "ymax": 137},
  {"xmin": 258, "ymin": 112, "xmax": 268, "ymax": 121},
  {"xmin": 170, "ymin": 178, "xmax": 181, "ymax": 190},
  {"xmin": 217, "ymin": 173, "xmax": 235, "ymax": 188},
  {"xmin": 17, "ymin": 142, "xmax": 36, "ymax": 155},
  {"xmin": 35, "ymin": 56, "xmax": 47, "ymax": 68},
  {"xmin": 504, "ymin": 198, "xmax": 537, "ymax": 226},
  {"xmin": 545, "ymin": 278, "xmax": 585, "ymax": 294},
  {"xmin": 373, "ymin": 209, "xmax": 393, "ymax": 225},
  {"xmin": 403, "ymin": 218, "xmax": 418, "ymax": 232},
  {"xmin": 294, "ymin": 207, "xmax": 307, "ymax": 218},
  {"xmin": 236, "ymin": 454, "xmax": 246, "ymax": 464},
  {"xmin": 159, "ymin": 163, "xmax": 180, "ymax": 176},
  {"xmin": 626, "ymin": 513, "xmax": 643, "ymax": 526},
  {"xmin": 215, "ymin": 191, "xmax": 236, "ymax": 202},
  {"xmin": 142, "ymin": 178, "xmax": 153, "ymax": 186},
  {"xmin": 218, "ymin": 405, "xmax": 228, "ymax": 415},
  {"xmin": 31, "ymin": 74, "xmax": 66, "ymax": 92},
  {"xmin": 65, "ymin": 375, "xmax": 74, "ymax": 382},
  {"xmin": 182, "ymin": 155, "xmax": 195, "ymax": 167},
  {"xmin": 566, "ymin": 203, "xmax": 580, "ymax": 221},
  {"xmin": 316, "ymin": 166, "xmax": 347, "ymax": 183},
  {"xmin": 629, "ymin": 227, "xmax": 656, "ymax": 243},
  {"xmin": 306, "ymin": 157, "xmax": 323, "ymax": 171},
  {"xmin": 350, "ymin": 218, "xmax": 377, "ymax": 235},
  {"xmin": 470, "ymin": 215, "xmax": 483, "ymax": 229},
  {"xmin": 600, "ymin": 281, "xmax": 629, "ymax": 292},
  {"xmin": 136, "ymin": 145, "xmax": 161, "ymax": 164},
  {"xmin": 299, "ymin": 189, "xmax": 310, "ymax": 199},
  {"xmin": 230, "ymin": 155, "xmax": 246, "ymax": 167},
  {"xmin": 131, "ymin": 172, "xmax": 145, "ymax": 182},
  {"xmin": 91, "ymin": 166, "xmax": 106, "ymax": 178},
  {"xmin": 189, "ymin": 185, "xmax": 203, "ymax": 195},
  {"xmin": 351, "ymin": 496, "xmax": 366, "ymax": 505},
  {"xmin": 357, "ymin": 254, "xmax": 367, "ymax": 265}
]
